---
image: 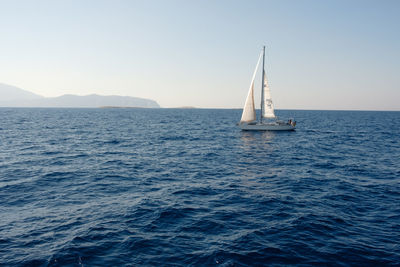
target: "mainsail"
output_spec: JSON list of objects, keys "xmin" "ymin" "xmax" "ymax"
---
[
  {"xmin": 240, "ymin": 52, "xmax": 263, "ymax": 123},
  {"xmin": 262, "ymin": 70, "xmax": 275, "ymax": 118}
]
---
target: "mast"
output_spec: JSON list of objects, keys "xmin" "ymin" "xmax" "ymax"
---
[{"xmin": 260, "ymin": 46, "xmax": 265, "ymax": 123}]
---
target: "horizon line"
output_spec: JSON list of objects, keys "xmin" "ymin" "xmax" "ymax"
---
[{"xmin": 0, "ymin": 106, "xmax": 398, "ymax": 112}]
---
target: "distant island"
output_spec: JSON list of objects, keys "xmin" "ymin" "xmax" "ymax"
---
[
  {"xmin": 99, "ymin": 106, "xmax": 148, "ymax": 109},
  {"xmin": 0, "ymin": 83, "xmax": 160, "ymax": 108},
  {"xmin": 175, "ymin": 106, "xmax": 197, "ymax": 109}
]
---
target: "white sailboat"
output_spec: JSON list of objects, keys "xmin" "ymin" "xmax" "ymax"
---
[{"xmin": 239, "ymin": 46, "xmax": 296, "ymax": 131}]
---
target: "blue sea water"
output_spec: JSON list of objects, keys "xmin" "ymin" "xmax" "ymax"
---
[{"xmin": 0, "ymin": 108, "xmax": 399, "ymax": 266}]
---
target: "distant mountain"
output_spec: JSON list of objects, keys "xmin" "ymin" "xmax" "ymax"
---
[
  {"xmin": 0, "ymin": 83, "xmax": 44, "ymax": 101},
  {"xmin": 0, "ymin": 83, "xmax": 160, "ymax": 108},
  {"xmin": 23, "ymin": 94, "xmax": 160, "ymax": 108}
]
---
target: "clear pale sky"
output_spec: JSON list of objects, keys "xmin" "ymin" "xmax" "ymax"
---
[{"xmin": 0, "ymin": 0, "xmax": 399, "ymax": 110}]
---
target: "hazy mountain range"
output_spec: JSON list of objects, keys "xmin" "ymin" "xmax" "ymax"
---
[{"xmin": 0, "ymin": 83, "xmax": 160, "ymax": 108}]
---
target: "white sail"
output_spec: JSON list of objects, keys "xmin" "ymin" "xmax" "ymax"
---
[
  {"xmin": 240, "ymin": 52, "xmax": 263, "ymax": 123},
  {"xmin": 262, "ymin": 70, "xmax": 275, "ymax": 119}
]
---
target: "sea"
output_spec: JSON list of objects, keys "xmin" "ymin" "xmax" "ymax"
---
[{"xmin": 0, "ymin": 108, "xmax": 399, "ymax": 266}]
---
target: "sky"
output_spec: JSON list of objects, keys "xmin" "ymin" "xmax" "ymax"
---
[{"xmin": 0, "ymin": 0, "xmax": 399, "ymax": 110}]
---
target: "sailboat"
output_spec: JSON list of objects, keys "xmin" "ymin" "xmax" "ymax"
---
[{"xmin": 239, "ymin": 46, "xmax": 296, "ymax": 131}]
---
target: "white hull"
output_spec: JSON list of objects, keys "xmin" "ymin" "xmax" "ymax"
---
[{"xmin": 239, "ymin": 122, "xmax": 295, "ymax": 131}]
